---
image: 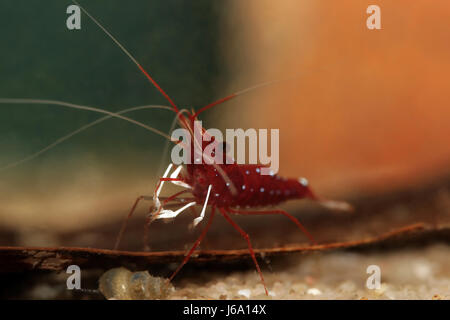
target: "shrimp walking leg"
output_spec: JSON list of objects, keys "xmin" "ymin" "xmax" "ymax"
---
[
  {"xmin": 227, "ymin": 207, "xmax": 316, "ymax": 244},
  {"xmin": 168, "ymin": 206, "xmax": 216, "ymax": 282},
  {"xmin": 219, "ymin": 208, "xmax": 268, "ymax": 296},
  {"xmin": 192, "ymin": 184, "xmax": 213, "ymax": 228},
  {"xmin": 114, "ymin": 195, "xmax": 152, "ymax": 250}
]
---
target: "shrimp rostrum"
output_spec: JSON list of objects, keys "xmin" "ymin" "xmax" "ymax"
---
[{"xmin": 0, "ymin": 1, "xmax": 352, "ymax": 295}]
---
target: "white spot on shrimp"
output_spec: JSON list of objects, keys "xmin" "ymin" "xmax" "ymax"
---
[
  {"xmin": 226, "ymin": 182, "xmax": 230, "ymax": 187},
  {"xmin": 299, "ymin": 177, "xmax": 309, "ymax": 187},
  {"xmin": 256, "ymin": 168, "xmax": 261, "ymax": 173},
  {"xmin": 250, "ymin": 188, "xmax": 254, "ymax": 192},
  {"xmin": 242, "ymin": 185, "xmax": 246, "ymax": 190},
  {"xmin": 260, "ymin": 187, "xmax": 265, "ymax": 192},
  {"xmin": 215, "ymin": 193, "xmax": 220, "ymax": 197},
  {"xmin": 245, "ymin": 170, "xmax": 250, "ymax": 175}
]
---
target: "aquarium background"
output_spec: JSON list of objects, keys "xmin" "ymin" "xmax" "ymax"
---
[
  {"xmin": 0, "ymin": 0, "xmax": 449, "ymax": 245},
  {"xmin": 0, "ymin": 0, "xmax": 227, "ymax": 233}
]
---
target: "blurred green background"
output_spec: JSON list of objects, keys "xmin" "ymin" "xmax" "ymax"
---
[
  {"xmin": 0, "ymin": 0, "xmax": 225, "ymax": 182},
  {"xmin": 0, "ymin": 0, "xmax": 232, "ymax": 234}
]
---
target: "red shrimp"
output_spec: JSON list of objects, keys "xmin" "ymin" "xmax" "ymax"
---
[
  {"xmin": 68, "ymin": 0, "xmax": 353, "ymax": 295},
  {"xmin": 1, "ymin": 1, "xmax": 352, "ymax": 296},
  {"xmin": 135, "ymin": 106, "xmax": 352, "ymax": 296}
]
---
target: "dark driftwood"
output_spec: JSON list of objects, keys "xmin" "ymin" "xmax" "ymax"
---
[
  {"xmin": 0, "ymin": 175, "xmax": 449, "ymax": 276},
  {"xmin": 1, "ymin": 223, "xmax": 448, "ymax": 273}
]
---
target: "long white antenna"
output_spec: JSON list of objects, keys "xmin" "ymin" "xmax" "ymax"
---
[
  {"xmin": 0, "ymin": 103, "xmax": 172, "ymax": 171},
  {"xmin": 72, "ymin": 0, "xmax": 140, "ymax": 70},
  {"xmin": 71, "ymin": 0, "xmax": 179, "ymax": 112},
  {"xmin": 0, "ymin": 99, "xmax": 172, "ymax": 140}
]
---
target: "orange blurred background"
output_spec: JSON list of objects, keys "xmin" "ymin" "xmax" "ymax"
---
[{"xmin": 217, "ymin": 0, "xmax": 450, "ymax": 196}]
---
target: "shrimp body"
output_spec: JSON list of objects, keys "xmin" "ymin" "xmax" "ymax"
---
[{"xmin": 185, "ymin": 164, "xmax": 314, "ymax": 208}]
